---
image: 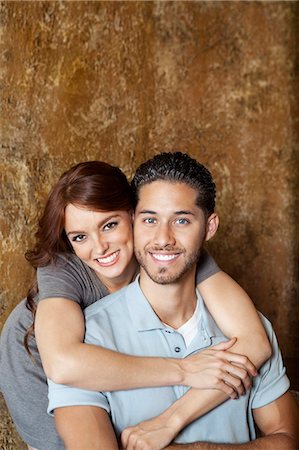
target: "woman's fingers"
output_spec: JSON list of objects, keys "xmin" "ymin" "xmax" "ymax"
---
[
  {"xmin": 210, "ymin": 337, "xmax": 237, "ymax": 351},
  {"xmin": 183, "ymin": 342, "xmax": 258, "ymax": 391},
  {"xmin": 210, "ymin": 345, "xmax": 257, "ymax": 377}
]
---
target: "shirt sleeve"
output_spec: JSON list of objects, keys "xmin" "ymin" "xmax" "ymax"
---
[
  {"xmin": 251, "ymin": 315, "xmax": 290, "ymax": 409},
  {"xmin": 196, "ymin": 248, "xmax": 220, "ymax": 284},
  {"xmin": 37, "ymin": 254, "xmax": 84, "ymax": 305},
  {"xmin": 47, "ymin": 378, "xmax": 110, "ymax": 416}
]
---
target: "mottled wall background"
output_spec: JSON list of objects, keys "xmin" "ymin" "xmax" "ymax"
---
[{"xmin": 0, "ymin": 1, "xmax": 298, "ymax": 447}]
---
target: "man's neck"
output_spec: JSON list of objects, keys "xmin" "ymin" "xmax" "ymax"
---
[{"xmin": 139, "ymin": 268, "xmax": 198, "ymax": 329}]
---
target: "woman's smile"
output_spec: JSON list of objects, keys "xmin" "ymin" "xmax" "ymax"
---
[
  {"xmin": 95, "ymin": 250, "xmax": 120, "ymax": 266},
  {"xmin": 65, "ymin": 204, "xmax": 136, "ymax": 291}
]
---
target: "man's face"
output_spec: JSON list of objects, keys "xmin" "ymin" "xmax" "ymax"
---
[{"xmin": 133, "ymin": 180, "xmax": 214, "ymax": 285}]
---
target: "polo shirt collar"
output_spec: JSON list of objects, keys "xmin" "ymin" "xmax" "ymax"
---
[
  {"xmin": 125, "ymin": 276, "xmax": 224, "ymax": 341},
  {"xmin": 125, "ymin": 277, "xmax": 165, "ymax": 332}
]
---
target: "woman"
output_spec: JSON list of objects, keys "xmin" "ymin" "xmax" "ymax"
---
[{"xmin": 0, "ymin": 161, "xmax": 270, "ymax": 450}]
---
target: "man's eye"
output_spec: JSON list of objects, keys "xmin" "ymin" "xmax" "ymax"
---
[
  {"xmin": 72, "ymin": 234, "xmax": 86, "ymax": 242},
  {"xmin": 103, "ymin": 221, "xmax": 118, "ymax": 231},
  {"xmin": 144, "ymin": 218, "xmax": 156, "ymax": 224},
  {"xmin": 175, "ymin": 218, "xmax": 189, "ymax": 225}
]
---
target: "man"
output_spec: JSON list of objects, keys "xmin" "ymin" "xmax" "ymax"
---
[{"xmin": 48, "ymin": 152, "xmax": 298, "ymax": 449}]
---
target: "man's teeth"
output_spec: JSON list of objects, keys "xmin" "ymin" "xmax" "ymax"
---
[
  {"xmin": 97, "ymin": 251, "xmax": 119, "ymax": 264},
  {"xmin": 152, "ymin": 253, "xmax": 178, "ymax": 261}
]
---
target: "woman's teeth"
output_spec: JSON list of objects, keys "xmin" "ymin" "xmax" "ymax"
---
[{"xmin": 97, "ymin": 251, "xmax": 119, "ymax": 264}]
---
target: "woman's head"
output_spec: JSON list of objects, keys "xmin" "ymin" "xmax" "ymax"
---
[
  {"xmin": 27, "ymin": 161, "xmax": 134, "ymax": 269},
  {"xmin": 25, "ymin": 161, "xmax": 135, "ymax": 352}
]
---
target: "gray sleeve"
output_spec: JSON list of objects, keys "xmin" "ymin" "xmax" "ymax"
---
[
  {"xmin": 37, "ymin": 254, "xmax": 108, "ymax": 309},
  {"xmin": 196, "ymin": 248, "xmax": 220, "ymax": 284},
  {"xmin": 37, "ymin": 255, "xmax": 85, "ymax": 305}
]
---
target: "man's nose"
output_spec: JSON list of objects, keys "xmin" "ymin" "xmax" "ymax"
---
[{"xmin": 154, "ymin": 223, "xmax": 176, "ymax": 247}]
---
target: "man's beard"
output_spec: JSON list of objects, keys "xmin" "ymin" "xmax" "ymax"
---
[{"xmin": 135, "ymin": 247, "xmax": 202, "ymax": 285}]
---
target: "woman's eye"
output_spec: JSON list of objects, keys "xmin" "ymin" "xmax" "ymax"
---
[
  {"xmin": 72, "ymin": 234, "xmax": 86, "ymax": 242},
  {"xmin": 103, "ymin": 221, "xmax": 118, "ymax": 231}
]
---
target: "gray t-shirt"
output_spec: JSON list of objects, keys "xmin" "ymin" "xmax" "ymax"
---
[
  {"xmin": 37, "ymin": 252, "xmax": 109, "ymax": 306},
  {"xmin": 0, "ymin": 249, "xmax": 219, "ymax": 449}
]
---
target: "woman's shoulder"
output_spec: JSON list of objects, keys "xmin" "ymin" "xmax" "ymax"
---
[
  {"xmin": 37, "ymin": 252, "xmax": 89, "ymax": 277},
  {"xmin": 37, "ymin": 252, "xmax": 108, "ymax": 308}
]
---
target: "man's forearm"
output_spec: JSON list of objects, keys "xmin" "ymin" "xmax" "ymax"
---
[{"xmin": 166, "ymin": 433, "xmax": 296, "ymax": 449}]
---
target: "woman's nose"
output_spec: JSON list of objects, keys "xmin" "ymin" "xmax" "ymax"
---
[{"xmin": 93, "ymin": 236, "xmax": 109, "ymax": 255}]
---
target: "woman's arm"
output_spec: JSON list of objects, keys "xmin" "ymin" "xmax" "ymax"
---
[
  {"xmin": 197, "ymin": 271, "xmax": 271, "ymax": 368},
  {"xmin": 35, "ymin": 298, "xmax": 182, "ymax": 390},
  {"xmin": 35, "ymin": 298, "xmax": 255, "ymax": 392}
]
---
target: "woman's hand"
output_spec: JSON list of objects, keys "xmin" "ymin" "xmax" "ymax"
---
[{"xmin": 181, "ymin": 338, "xmax": 257, "ymax": 398}]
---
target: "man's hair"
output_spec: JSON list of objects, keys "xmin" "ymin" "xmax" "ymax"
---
[{"xmin": 131, "ymin": 152, "xmax": 216, "ymax": 217}]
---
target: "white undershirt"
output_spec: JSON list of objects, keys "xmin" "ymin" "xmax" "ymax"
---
[{"xmin": 164, "ymin": 302, "xmax": 200, "ymax": 348}]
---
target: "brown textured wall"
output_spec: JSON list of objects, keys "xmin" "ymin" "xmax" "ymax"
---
[{"xmin": 0, "ymin": 1, "xmax": 298, "ymax": 447}]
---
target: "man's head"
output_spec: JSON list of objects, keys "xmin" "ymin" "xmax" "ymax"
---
[
  {"xmin": 132, "ymin": 152, "xmax": 219, "ymax": 285},
  {"xmin": 131, "ymin": 152, "xmax": 216, "ymax": 219}
]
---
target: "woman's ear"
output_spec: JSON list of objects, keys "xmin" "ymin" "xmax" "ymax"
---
[{"xmin": 205, "ymin": 213, "xmax": 219, "ymax": 242}]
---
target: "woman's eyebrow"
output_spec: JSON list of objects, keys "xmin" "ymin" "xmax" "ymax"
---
[{"xmin": 66, "ymin": 214, "xmax": 120, "ymax": 236}]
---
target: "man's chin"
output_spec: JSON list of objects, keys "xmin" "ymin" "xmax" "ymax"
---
[{"xmin": 146, "ymin": 270, "xmax": 183, "ymax": 285}]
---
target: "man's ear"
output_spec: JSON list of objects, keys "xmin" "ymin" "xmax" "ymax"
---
[{"xmin": 205, "ymin": 213, "xmax": 219, "ymax": 242}]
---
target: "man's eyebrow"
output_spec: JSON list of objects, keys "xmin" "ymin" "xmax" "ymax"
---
[
  {"xmin": 138, "ymin": 210, "xmax": 157, "ymax": 215},
  {"xmin": 175, "ymin": 210, "xmax": 195, "ymax": 216},
  {"xmin": 137, "ymin": 210, "xmax": 195, "ymax": 216}
]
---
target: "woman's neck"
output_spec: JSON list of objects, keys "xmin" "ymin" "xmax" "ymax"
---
[{"xmin": 104, "ymin": 257, "xmax": 139, "ymax": 294}]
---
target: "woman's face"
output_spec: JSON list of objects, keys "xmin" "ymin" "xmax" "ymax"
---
[{"xmin": 64, "ymin": 204, "xmax": 135, "ymax": 291}]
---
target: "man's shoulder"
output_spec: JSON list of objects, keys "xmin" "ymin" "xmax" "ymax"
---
[
  {"xmin": 258, "ymin": 312, "xmax": 274, "ymax": 340},
  {"xmin": 84, "ymin": 280, "xmax": 138, "ymax": 319},
  {"xmin": 84, "ymin": 285, "xmax": 127, "ymax": 318}
]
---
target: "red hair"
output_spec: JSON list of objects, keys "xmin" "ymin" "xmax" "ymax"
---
[{"xmin": 25, "ymin": 161, "xmax": 133, "ymax": 353}]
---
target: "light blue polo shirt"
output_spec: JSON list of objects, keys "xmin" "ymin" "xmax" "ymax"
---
[{"xmin": 48, "ymin": 278, "xmax": 289, "ymax": 445}]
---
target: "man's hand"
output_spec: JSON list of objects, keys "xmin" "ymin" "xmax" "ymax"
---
[
  {"xmin": 121, "ymin": 413, "xmax": 178, "ymax": 450},
  {"xmin": 181, "ymin": 338, "xmax": 257, "ymax": 398}
]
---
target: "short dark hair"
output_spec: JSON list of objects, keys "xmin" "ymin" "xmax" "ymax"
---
[{"xmin": 131, "ymin": 152, "xmax": 216, "ymax": 217}]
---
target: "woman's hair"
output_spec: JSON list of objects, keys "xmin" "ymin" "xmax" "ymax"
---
[{"xmin": 25, "ymin": 161, "xmax": 133, "ymax": 354}]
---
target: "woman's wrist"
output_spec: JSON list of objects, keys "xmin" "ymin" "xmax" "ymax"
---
[{"xmin": 162, "ymin": 357, "xmax": 187, "ymax": 386}]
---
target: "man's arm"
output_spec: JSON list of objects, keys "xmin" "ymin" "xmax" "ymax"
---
[
  {"xmin": 55, "ymin": 406, "xmax": 119, "ymax": 450},
  {"xmin": 165, "ymin": 392, "xmax": 299, "ymax": 450}
]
